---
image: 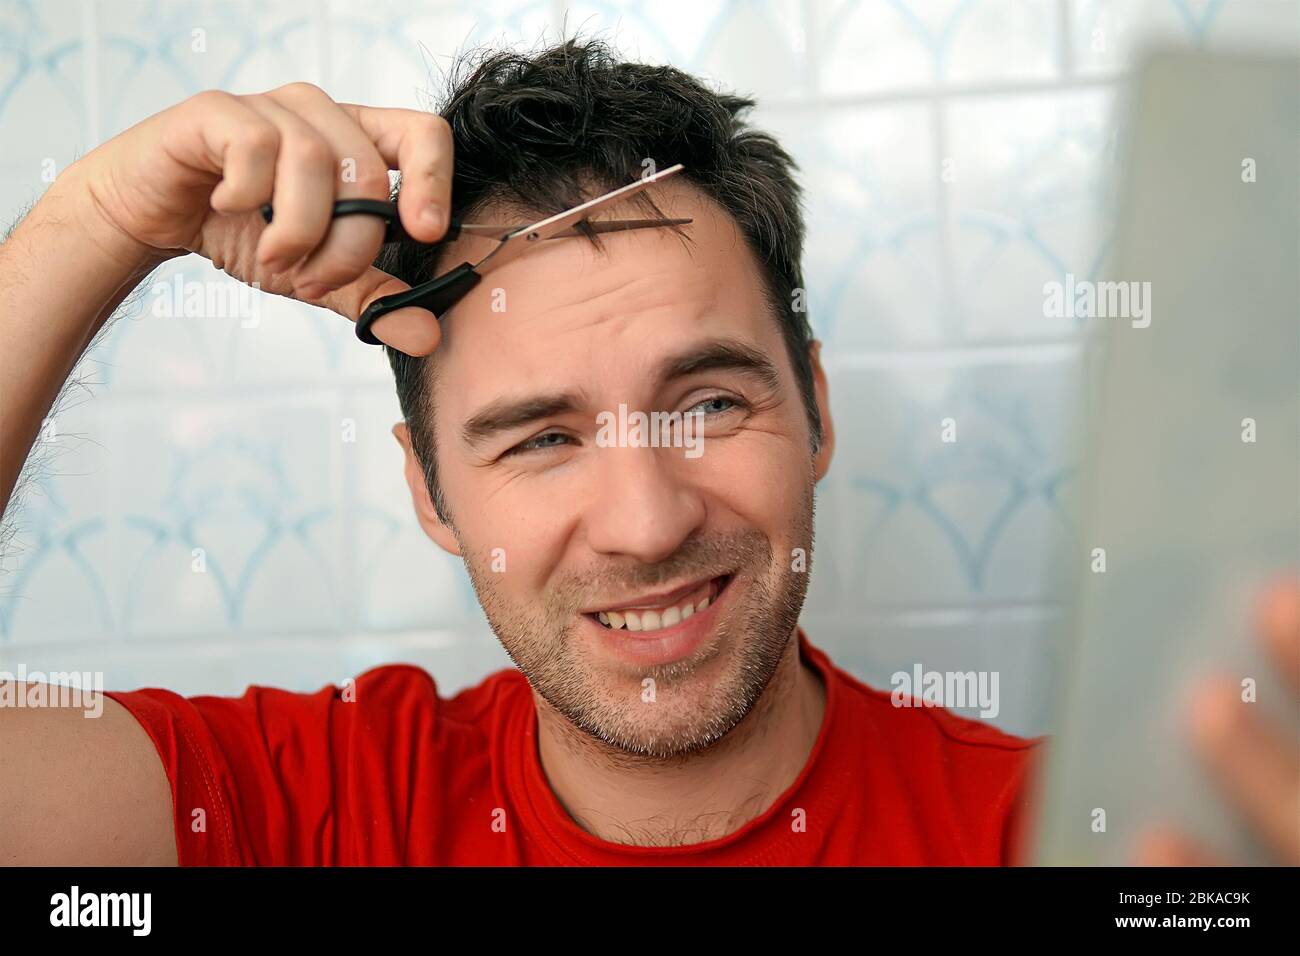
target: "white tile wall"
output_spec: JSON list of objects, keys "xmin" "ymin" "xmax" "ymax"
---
[{"xmin": 0, "ymin": 0, "xmax": 1294, "ymax": 735}]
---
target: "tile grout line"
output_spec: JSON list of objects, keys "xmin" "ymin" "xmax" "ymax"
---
[
  {"xmin": 1058, "ymin": 0, "xmax": 1076, "ymax": 78},
  {"xmin": 79, "ymin": 0, "xmax": 101, "ymax": 149},
  {"xmin": 761, "ymin": 72, "xmax": 1121, "ymax": 112}
]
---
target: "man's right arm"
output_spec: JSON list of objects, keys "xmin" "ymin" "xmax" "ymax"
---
[
  {"xmin": 0, "ymin": 689, "xmax": 178, "ymax": 865},
  {"xmin": 0, "ymin": 170, "xmax": 169, "ymax": 515},
  {"xmin": 0, "ymin": 176, "xmax": 180, "ymax": 863},
  {"xmin": 0, "ymin": 84, "xmax": 450, "ymax": 865}
]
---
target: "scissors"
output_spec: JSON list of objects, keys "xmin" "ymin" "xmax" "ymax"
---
[{"xmin": 260, "ymin": 163, "xmax": 690, "ymax": 345}]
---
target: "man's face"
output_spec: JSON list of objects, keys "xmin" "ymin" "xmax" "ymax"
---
[{"xmin": 397, "ymin": 182, "xmax": 833, "ymax": 758}]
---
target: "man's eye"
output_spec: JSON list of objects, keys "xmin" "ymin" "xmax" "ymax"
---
[
  {"xmin": 503, "ymin": 397, "xmax": 743, "ymax": 458},
  {"xmin": 689, "ymin": 395, "xmax": 744, "ymax": 416},
  {"xmin": 507, "ymin": 431, "xmax": 570, "ymax": 456}
]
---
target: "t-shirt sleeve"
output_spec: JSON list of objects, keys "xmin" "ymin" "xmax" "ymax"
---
[
  {"xmin": 913, "ymin": 704, "xmax": 1047, "ymax": 865},
  {"xmin": 105, "ymin": 665, "xmax": 440, "ymax": 866},
  {"xmin": 1000, "ymin": 736, "xmax": 1047, "ymax": 866}
]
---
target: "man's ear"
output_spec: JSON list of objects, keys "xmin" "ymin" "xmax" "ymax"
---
[
  {"xmin": 392, "ymin": 422, "xmax": 461, "ymax": 557},
  {"xmin": 809, "ymin": 339, "xmax": 835, "ymax": 483}
]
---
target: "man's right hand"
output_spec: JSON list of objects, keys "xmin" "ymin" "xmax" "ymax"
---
[{"xmin": 68, "ymin": 82, "xmax": 451, "ymax": 356}]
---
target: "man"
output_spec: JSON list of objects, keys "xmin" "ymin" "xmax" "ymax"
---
[{"xmin": 0, "ymin": 41, "xmax": 1294, "ymax": 866}]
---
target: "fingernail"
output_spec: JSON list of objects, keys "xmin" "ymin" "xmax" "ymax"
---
[{"xmin": 420, "ymin": 205, "xmax": 446, "ymax": 236}]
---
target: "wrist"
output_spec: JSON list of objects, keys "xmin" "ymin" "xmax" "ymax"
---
[{"xmin": 45, "ymin": 163, "xmax": 178, "ymax": 276}]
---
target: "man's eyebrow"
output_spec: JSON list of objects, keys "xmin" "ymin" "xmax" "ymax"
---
[
  {"xmin": 658, "ymin": 337, "xmax": 782, "ymax": 392},
  {"xmin": 462, "ymin": 392, "xmax": 584, "ymax": 450},
  {"xmin": 459, "ymin": 338, "xmax": 782, "ymax": 451}
]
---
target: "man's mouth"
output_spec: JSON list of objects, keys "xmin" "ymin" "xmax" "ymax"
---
[{"xmin": 586, "ymin": 575, "xmax": 732, "ymax": 635}]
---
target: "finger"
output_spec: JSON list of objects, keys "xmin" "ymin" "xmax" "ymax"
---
[
  {"xmin": 1188, "ymin": 676, "xmax": 1300, "ymax": 864},
  {"xmin": 1255, "ymin": 577, "xmax": 1300, "ymax": 698},
  {"xmin": 339, "ymin": 104, "xmax": 453, "ymax": 244},
  {"xmin": 206, "ymin": 117, "xmax": 280, "ymax": 214},
  {"xmin": 239, "ymin": 94, "xmax": 337, "ymax": 274},
  {"xmin": 263, "ymin": 84, "xmax": 390, "ymax": 296},
  {"xmin": 167, "ymin": 91, "xmax": 280, "ymax": 212},
  {"xmin": 313, "ymin": 267, "xmax": 441, "ymax": 357}
]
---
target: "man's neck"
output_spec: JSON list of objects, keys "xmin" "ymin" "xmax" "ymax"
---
[{"xmin": 533, "ymin": 631, "xmax": 827, "ymax": 847}]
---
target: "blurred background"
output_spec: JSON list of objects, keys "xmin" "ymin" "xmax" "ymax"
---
[{"xmin": 0, "ymin": 0, "xmax": 1295, "ymax": 735}]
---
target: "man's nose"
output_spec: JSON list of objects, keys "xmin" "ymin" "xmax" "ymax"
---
[{"xmin": 583, "ymin": 446, "xmax": 706, "ymax": 565}]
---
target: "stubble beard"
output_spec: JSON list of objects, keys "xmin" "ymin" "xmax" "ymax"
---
[{"xmin": 461, "ymin": 488, "xmax": 815, "ymax": 760}]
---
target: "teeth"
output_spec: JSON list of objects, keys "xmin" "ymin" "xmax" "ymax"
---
[{"xmin": 594, "ymin": 578, "xmax": 723, "ymax": 634}]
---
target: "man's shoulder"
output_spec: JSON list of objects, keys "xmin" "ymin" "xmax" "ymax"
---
[
  {"xmin": 104, "ymin": 661, "xmax": 533, "ymax": 864},
  {"xmin": 811, "ymin": 642, "xmax": 1043, "ymax": 768},
  {"xmin": 347, "ymin": 660, "xmax": 530, "ymax": 720},
  {"xmin": 806, "ymin": 637, "xmax": 1043, "ymax": 862},
  {"xmin": 131, "ymin": 660, "xmax": 531, "ymax": 742},
  {"xmin": 848, "ymin": 671, "xmax": 1041, "ymax": 753}
]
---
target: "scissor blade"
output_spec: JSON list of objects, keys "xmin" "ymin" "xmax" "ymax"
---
[
  {"xmin": 455, "ymin": 223, "xmax": 517, "ymax": 237},
  {"xmin": 550, "ymin": 217, "xmax": 694, "ymax": 238},
  {"xmin": 458, "ymin": 217, "xmax": 693, "ymax": 241},
  {"xmin": 473, "ymin": 164, "xmax": 686, "ymax": 272}
]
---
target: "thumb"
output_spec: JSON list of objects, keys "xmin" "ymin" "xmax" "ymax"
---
[{"xmin": 316, "ymin": 267, "xmax": 442, "ymax": 357}]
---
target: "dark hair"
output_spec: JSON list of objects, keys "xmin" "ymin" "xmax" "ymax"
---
[{"xmin": 376, "ymin": 38, "xmax": 818, "ymax": 523}]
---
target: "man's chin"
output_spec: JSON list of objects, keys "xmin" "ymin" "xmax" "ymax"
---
[
  {"xmin": 496, "ymin": 557, "xmax": 805, "ymax": 758},
  {"xmin": 555, "ymin": 598, "xmax": 787, "ymax": 757},
  {"xmin": 559, "ymin": 685, "xmax": 755, "ymax": 760},
  {"xmin": 556, "ymin": 641, "xmax": 741, "ymax": 757}
]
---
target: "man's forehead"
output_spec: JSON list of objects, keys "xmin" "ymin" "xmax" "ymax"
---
[
  {"xmin": 432, "ymin": 177, "xmax": 728, "ymax": 284},
  {"xmin": 427, "ymin": 180, "xmax": 773, "ymax": 375}
]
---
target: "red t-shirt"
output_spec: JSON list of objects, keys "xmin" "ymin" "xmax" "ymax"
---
[{"xmin": 105, "ymin": 629, "xmax": 1041, "ymax": 865}]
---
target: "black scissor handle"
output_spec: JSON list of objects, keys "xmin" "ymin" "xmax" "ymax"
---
[
  {"xmin": 259, "ymin": 199, "xmax": 462, "ymax": 245},
  {"xmin": 355, "ymin": 262, "xmax": 482, "ymax": 346}
]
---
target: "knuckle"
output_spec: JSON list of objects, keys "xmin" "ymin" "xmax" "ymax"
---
[
  {"xmin": 274, "ymin": 81, "xmax": 328, "ymax": 104},
  {"xmin": 242, "ymin": 121, "xmax": 281, "ymax": 155},
  {"xmin": 286, "ymin": 132, "xmax": 334, "ymax": 169},
  {"xmin": 187, "ymin": 88, "xmax": 235, "ymax": 114},
  {"xmin": 416, "ymin": 111, "xmax": 451, "ymax": 143}
]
